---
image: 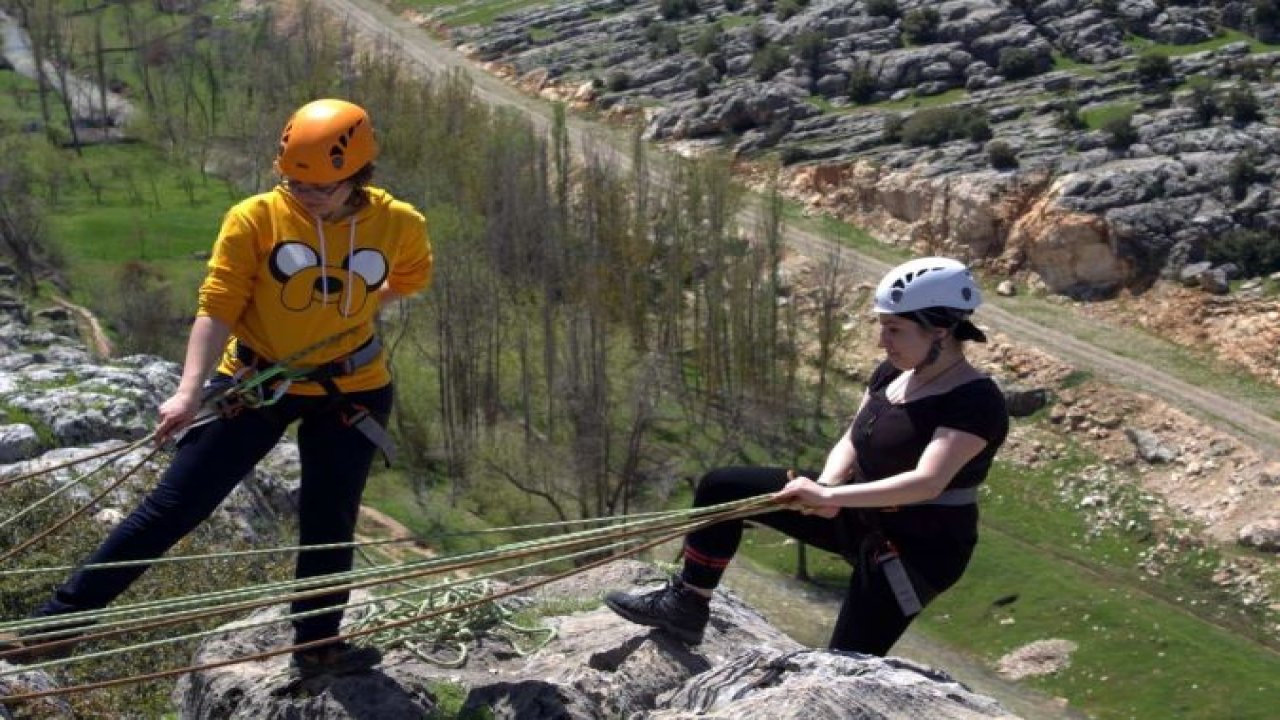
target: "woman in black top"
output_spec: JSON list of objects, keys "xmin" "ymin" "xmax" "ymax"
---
[{"xmin": 605, "ymin": 257, "xmax": 1009, "ymax": 656}]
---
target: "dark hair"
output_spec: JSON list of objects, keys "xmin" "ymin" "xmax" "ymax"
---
[
  {"xmin": 899, "ymin": 306, "xmax": 987, "ymax": 343},
  {"xmin": 346, "ymin": 163, "xmax": 376, "ymax": 207}
]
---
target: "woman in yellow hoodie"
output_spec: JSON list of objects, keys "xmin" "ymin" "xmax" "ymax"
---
[{"xmin": 19, "ymin": 99, "xmax": 432, "ymax": 677}]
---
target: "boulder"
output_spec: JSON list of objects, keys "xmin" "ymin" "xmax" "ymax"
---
[{"xmin": 173, "ymin": 562, "xmax": 1016, "ymax": 719}]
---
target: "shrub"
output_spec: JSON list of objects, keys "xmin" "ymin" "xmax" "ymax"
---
[
  {"xmin": 1136, "ymin": 52, "xmax": 1174, "ymax": 85},
  {"xmin": 1102, "ymin": 111, "xmax": 1138, "ymax": 149},
  {"xmin": 882, "ymin": 112, "xmax": 905, "ymax": 142},
  {"xmin": 997, "ymin": 47, "xmax": 1039, "ymax": 80},
  {"xmin": 659, "ymin": 0, "xmax": 700, "ymax": 19},
  {"xmin": 693, "ymin": 23, "xmax": 724, "ymax": 57},
  {"xmin": 900, "ymin": 106, "xmax": 991, "ymax": 146},
  {"xmin": 752, "ymin": 42, "xmax": 791, "ymax": 80},
  {"xmin": 1056, "ymin": 100, "xmax": 1087, "ymax": 130},
  {"xmin": 776, "ymin": 0, "xmax": 801, "ymax": 20},
  {"xmin": 724, "ymin": 0, "xmax": 744, "ymax": 10},
  {"xmin": 847, "ymin": 68, "xmax": 877, "ymax": 104},
  {"xmin": 987, "ymin": 140, "xmax": 1019, "ymax": 169},
  {"xmin": 1223, "ymin": 84, "xmax": 1261, "ymax": 123},
  {"xmin": 1207, "ymin": 228, "xmax": 1280, "ymax": 276},
  {"xmin": 1228, "ymin": 153, "xmax": 1260, "ymax": 200},
  {"xmin": 1186, "ymin": 76, "xmax": 1218, "ymax": 126},
  {"xmin": 902, "ymin": 7, "xmax": 940, "ymax": 44},
  {"xmin": 865, "ymin": 0, "xmax": 900, "ymax": 18},
  {"xmin": 606, "ymin": 70, "xmax": 631, "ymax": 92}
]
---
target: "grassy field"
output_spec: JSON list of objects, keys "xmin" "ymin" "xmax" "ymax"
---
[
  {"xmin": 39, "ymin": 143, "xmax": 239, "ymax": 316},
  {"xmin": 730, "ymin": 440, "xmax": 1280, "ymax": 720}
]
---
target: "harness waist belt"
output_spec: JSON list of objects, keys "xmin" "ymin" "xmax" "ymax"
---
[
  {"xmin": 908, "ymin": 486, "xmax": 979, "ymax": 507},
  {"xmin": 236, "ymin": 336, "xmax": 383, "ymax": 381}
]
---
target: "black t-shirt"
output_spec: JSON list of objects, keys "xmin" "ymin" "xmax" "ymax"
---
[{"xmin": 851, "ymin": 360, "xmax": 1008, "ymax": 490}]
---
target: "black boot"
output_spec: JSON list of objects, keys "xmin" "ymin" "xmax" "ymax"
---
[
  {"xmin": 290, "ymin": 641, "xmax": 382, "ymax": 678},
  {"xmin": 604, "ymin": 575, "xmax": 710, "ymax": 644}
]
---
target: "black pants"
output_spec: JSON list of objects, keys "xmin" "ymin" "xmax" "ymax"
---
[
  {"xmin": 682, "ymin": 466, "xmax": 977, "ymax": 656},
  {"xmin": 38, "ymin": 381, "xmax": 394, "ymax": 645}
]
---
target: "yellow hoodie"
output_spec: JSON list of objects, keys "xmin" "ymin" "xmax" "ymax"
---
[{"xmin": 198, "ymin": 185, "xmax": 432, "ymax": 395}]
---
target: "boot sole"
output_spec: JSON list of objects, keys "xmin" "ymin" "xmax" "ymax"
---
[{"xmin": 603, "ymin": 597, "xmax": 705, "ymax": 644}]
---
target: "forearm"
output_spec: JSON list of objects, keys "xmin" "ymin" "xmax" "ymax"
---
[
  {"xmin": 823, "ymin": 472, "xmax": 943, "ymax": 508},
  {"xmin": 816, "ymin": 431, "xmax": 857, "ymax": 486},
  {"xmin": 177, "ymin": 315, "xmax": 233, "ymax": 397}
]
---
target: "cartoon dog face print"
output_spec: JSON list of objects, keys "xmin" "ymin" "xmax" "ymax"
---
[{"xmin": 269, "ymin": 241, "xmax": 388, "ymax": 317}]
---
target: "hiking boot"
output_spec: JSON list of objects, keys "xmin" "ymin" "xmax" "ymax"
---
[
  {"xmin": 604, "ymin": 575, "xmax": 710, "ymax": 644},
  {"xmin": 290, "ymin": 641, "xmax": 382, "ymax": 678}
]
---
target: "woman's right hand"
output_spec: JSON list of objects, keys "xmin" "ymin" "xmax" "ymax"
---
[{"xmin": 156, "ymin": 388, "xmax": 203, "ymax": 442}]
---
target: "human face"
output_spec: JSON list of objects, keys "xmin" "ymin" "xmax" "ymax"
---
[
  {"xmin": 877, "ymin": 314, "xmax": 946, "ymax": 371},
  {"xmin": 284, "ymin": 177, "xmax": 354, "ymax": 218}
]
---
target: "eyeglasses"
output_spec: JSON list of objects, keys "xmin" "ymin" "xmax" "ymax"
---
[{"xmin": 284, "ymin": 178, "xmax": 348, "ymax": 197}]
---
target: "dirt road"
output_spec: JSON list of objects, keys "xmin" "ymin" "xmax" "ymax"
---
[{"xmin": 323, "ymin": 0, "xmax": 1279, "ymax": 462}]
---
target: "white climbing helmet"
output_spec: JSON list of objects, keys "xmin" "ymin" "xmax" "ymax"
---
[{"xmin": 873, "ymin": 257, "xmax": 982, "ymax": 314}]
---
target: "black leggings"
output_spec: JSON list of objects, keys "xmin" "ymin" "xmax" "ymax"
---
[
  {"xmin": 682, "ymin": 466, "xmax": 977, "ymax": 656},
  {"xmin": 38, "ymin": 382, "xmax": 394, "ymax": 645}
]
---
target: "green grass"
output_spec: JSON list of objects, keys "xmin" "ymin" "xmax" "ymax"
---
[
  {"xmin": 41, "ymin": 144, "xmax": 239, "ymax": 314},
  {"xmin": 0, "ymin": 71, "xmax": 49, "ymax": 130},
  {"xmin": 732, "ymin": 442, "xmax": 1280, "ymax": 720},
  {"xmin": 396, "ymin": 0, "xmax": 552, "ymax": 26},
  {"xmin": 1050, "ymin": 51, "xmax": 1103, "ymax": 77},
  {"xmin": 873, "ymin": 87, "xmax": 969, "ymax": 112},
  {"xmin": 1126, "ymin": 29, "xmax": 1280, "ymax": 57},
  {"xmin": 1080, "ymin": 101, "xmax": 1139, "ymax": 130}
]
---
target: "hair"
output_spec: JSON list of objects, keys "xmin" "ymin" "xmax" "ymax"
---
[
  {"xmin": 345, "ymin": 163, "xmax": 376, "ymax": 208},
  {"xmin": 899, "ymin": 306, "xmax": 987, "ymax": 343}
]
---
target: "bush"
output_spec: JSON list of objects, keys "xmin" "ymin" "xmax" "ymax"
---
[
  {"xmin": 1102, "ymin": 112, "xmax": 1138, "ymax": 149},
  {"xmin": 1223, "ymin": 84, "xmax": 1261, "ymax": 123},
  {"xmin": 997, "ymin": 47, "xmax": 1039, "ymax": 80},
  {"xmin": 882, "ymin": 113, "xmax": 905, "ymax": 142},
  {"xmin": 606, "ymin": 70, "xmax": 631, "ymax": 92},
  {"xmin": 1136, "ymin": 52, "xmax": 1174, "ymax": 85},
  {"xmin": 847, "ymin": 68, "xmax": 877, "ymax": 104},
  {"xmin": 693, "ymin": 23, "xmax": 724, "ymax": 57},
  {"xmin": 724, "ymin": 0, "xmax": 745, "ymax": 10},
  {"xmin": 776, "ymin": 0, "xmax": 802, "ymax": 19},
  {"xmin": 659, "ymin": 0, "xmax": 700, "ymax": 19},
  {"xmin": 752, "ymin": 42, "xmax": 791, "ymax": 80},
  {"xmin": 902, "ymin": 7, "xmax": 940, "ymax": 44},
  {"xmin": 865, "ymin": 0, "xmax": 900, "ymax": 18},
  {"xmin": 987, "ymin": 140, "xmax": 1019, "ymax": 169},
  {"xmin": 1228, "ymin": 153, "xmax": 1260, "ymax": 200},
  {"xmin": 1186, "ymin": 76, "xmax": 1218, "ymax": 126},
  {"xmin": 1056, "ymin": 100, "xmax": 1087, "ymax": 130},
  {"xmin": 900, "ymin": 106, "xmax": 991, "ymax": 146},
  {"xmin": 1207, "ymin": 228, "xmax": 1280, "ymax": 276}
]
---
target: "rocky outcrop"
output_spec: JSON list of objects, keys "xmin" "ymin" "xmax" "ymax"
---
[
  {"xmin": 168, "ymin": 562, "xmax": 1016, "ymax": 719},
  {"xmin": 448, "ymin": 0, "xmax": 1280, "ymax": 295}
]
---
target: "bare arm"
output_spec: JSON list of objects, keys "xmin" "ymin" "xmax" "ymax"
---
[
  {"xmin": 777, "ymin": 426, "xmax": 988, "ymax": 511},
  {"xmin": 156, "ymin": 315, "xmax": 232, "ymax": 440}
]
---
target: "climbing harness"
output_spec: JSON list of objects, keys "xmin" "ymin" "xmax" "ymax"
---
[{"xmin": 228, "ymin": 335, "xmax": 397, "ymax": 464}]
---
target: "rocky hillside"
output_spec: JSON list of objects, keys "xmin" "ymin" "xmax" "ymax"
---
[{"xmin": 447, "ymin": 0, "xmax": 1279, "ymax": 296}]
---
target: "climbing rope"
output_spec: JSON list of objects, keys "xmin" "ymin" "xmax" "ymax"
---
[{"xmin": 0, "ymin": 497, "xmax": 779, "ymax": 703}]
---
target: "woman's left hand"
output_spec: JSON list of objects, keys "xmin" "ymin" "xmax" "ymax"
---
[{"xmin": 774, "ymin": 475, "xmax": 840, "ymax": 518}]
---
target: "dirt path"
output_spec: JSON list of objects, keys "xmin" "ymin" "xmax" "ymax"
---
[
  {"xmin": 326, "ymin": 0, "xmax": 1280, "ymax": 463},
  {"xmin": 50, "ymin": 295, "xmax": 113, "ymax": 359}
]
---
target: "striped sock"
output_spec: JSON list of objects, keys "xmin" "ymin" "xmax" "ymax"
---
[{"xmin": 680, "ymin": 541, "xmax": 731, "ymax": 590}]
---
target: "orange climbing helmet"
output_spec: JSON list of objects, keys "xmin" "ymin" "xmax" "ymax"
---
[{"xmin": 275, "ymin": 99, "xmax": 378, "ymax": 184}]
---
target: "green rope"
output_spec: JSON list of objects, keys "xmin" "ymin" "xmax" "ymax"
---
[
  {"xmin": 0, "ymin": 504, "xmax": 774, "ymax": 702},
  {"xmin": 1, "ymin": 535, "xmax": 633, "ymax": 677},
  {"xmin": 0, "ymin": 507, "xmax": 694, "ymax": 578},
  {"xmin": 0, "ymin": 500, "xmax": 749, "ymax": 636}
]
